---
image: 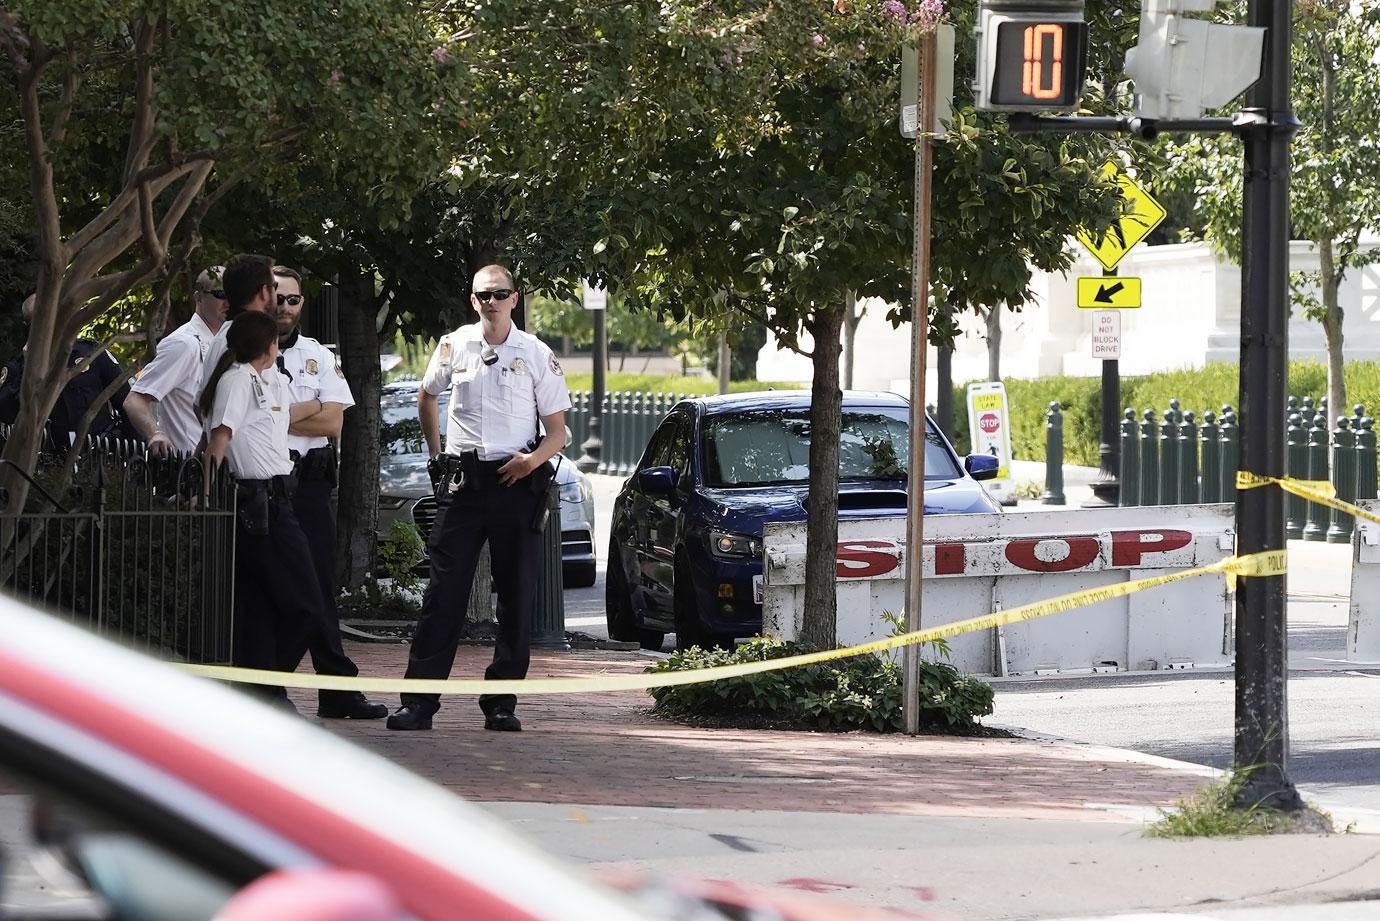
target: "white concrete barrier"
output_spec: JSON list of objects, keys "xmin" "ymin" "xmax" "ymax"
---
[
  {"xmin": 1348, "ymin": 500, "xmax": 1380, "ymax": 662},
  {"xmin": 762, "ymin": 504, "xmax": 1237, "ymax": 676}
]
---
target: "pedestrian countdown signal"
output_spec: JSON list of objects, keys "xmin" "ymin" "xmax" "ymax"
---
[{"xmin": 976, "ymin": 0, "xmax": 1087, "ymax": 112}]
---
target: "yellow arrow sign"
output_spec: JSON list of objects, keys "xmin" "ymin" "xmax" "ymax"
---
[
  {"xmin": 1077, "ymin": 161, "xmax": 1167, "ymax": 273},
  {"xmin": 1077, "ymin": 276, "xmax": 1141, "ymax": 309}
]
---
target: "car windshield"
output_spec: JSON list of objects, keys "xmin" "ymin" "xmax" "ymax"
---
[{"xmin": 700, "ymin": 407, "xmax": 962, "ymax": 487}]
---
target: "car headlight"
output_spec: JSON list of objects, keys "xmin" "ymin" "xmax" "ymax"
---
[
  {"xmin": 560, "ymin": 477, "xmax": 592, "ymax": 504},
  {"xmin": 378, "ymin": 495, "xmax": 411, "ymax": 510},
  {"xmin": 709, "ymin": 529, "xmax": 760, "ymax": 559}
]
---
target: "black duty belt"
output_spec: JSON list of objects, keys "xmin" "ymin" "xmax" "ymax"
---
[
  {"xmin": 291, "ymin": 445, "xmax": 337, "ymax": 484},
  {"xmin": 236, "ymin": 474, "xmax": 297, "ymax": 501}
]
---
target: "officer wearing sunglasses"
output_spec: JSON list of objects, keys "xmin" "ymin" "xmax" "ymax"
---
[
  {"xmin": 388, "ymin": 264, "xmax": 572, "ymax": 733},
  {"xmin": 127, "ymin": 267, "xmax": 228, "ymax": 456}
]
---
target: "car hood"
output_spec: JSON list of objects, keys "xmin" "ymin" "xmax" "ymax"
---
[{"xmin": 697, "ymin": 477, "xmax": 998, "ymax": 535}]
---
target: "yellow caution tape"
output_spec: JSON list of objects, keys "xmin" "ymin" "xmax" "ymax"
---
[
  {"xmin": 1236, "ymin": 471, "xmax": 1380, "ymax": 528},
  {"xmin": 181, "ymin": 550, "xmax": 1285, "ymax": 696}
]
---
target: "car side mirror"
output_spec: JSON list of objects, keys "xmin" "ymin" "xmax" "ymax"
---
[
  {"xmin": 639, "ymin": 466, "xmax": 677, "ymax": 498},
  {"xmin": 965, "ymin": 454, "xmax": 1000, "ymax": 481}
]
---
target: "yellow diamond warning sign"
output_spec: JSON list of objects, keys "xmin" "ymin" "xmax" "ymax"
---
[{"xmin": 1076, "ymin": 161, "xmax": 1167, "ymax": 273}]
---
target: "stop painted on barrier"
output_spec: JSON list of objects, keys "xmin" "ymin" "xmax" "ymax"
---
[{"xmin": 833, "ymin": 529, "xmax": 1197, "ymax": 580}]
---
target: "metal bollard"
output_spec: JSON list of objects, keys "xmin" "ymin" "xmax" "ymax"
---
[
  {"xmin": 1300, "ymin": 395, "xmax": 1316, "ymax": 431},
  {"xmin": 1285, "ymin": 413, "xmax": 1307, "ymax": 540},
  {"xmin": 1328, "ymin": 417, "xmax": 1356, "ymax": 543},
  {"xmin": 1357, "ymin": 418, "xmax": 1378, "ymax": 502},
  {"xmin": 1179, "ymin": 410, "xmax": 1200, "ymax": 505},
  {"xmin": 1042, "ymin": 402, "xmax": 1065, "ymax": 505},
  {"xmin": 614, "ymin": 392, "xmax": 633, "ymax": 476},
  {"xmin": 1303, "ymin": 414, "xmax": 1331, "ymax": 541},
  {"xmin": 1159, "ymin": 403, "xmax": 1181, "ymax": 506},
  {"xmin": 596, "ymin": 392, "xmax": 612, "ymax": 476},
  {"xmin": 1352, "ymin": 403, "xmax": 1367, "ymax": 435},
  {"xmin": 531, "ymin": 484, "xmax": 569, "ymax": 649},
  {"xmin": 1286, "ymin": 395, "xmax": 1298, "ymax": 427},
  {"xmin": 1140, "ymin": 409, "xmax": 1160, "ymax": 506},
  {"xmin": 1200, "ymin": 411, "xmax": 1221, "ymax": 503},
  {"xmin": 1120, "ymin": 408, "xmax": 1140, "ymax": 507},
  {"xmin": 1219, "ymin": 409, "xmax": 1239, "ymax": 503}
]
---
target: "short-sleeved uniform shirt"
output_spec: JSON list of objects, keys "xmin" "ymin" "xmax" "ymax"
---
[
  {"xmin": 278, "ymin": 330, "xmax": 354, "ymax": 457},
  {"xmin": 206, "ymin": 363, "xmax": 294, "ymax": 480},
  {"xmin": 129, "ymin": 313, "xmax": 217, "ymax": 454},
  {"xmin": 199, "ymin": 319, "xmax": 232, "ymax": 395},
  {"xmin": 421, "ymin": 324, "xmax": 572, "ymax": 462}
]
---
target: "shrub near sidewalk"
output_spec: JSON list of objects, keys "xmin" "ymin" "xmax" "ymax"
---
[{"xmin": 647, "ymin": 636, "xmax": 995, "ymax": 733}]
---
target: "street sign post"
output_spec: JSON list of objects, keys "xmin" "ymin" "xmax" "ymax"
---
[
  {"xmin": 1077, "ymin": 276, "xmax": 1141, "ymax": 308},
  {"xmin": 1076, "ymin": 161, "xmax": 1167, "ymax": 272},
  {"xmin": 1091, "ymin": 310, "xmax": 1122, "ymax": 360}
]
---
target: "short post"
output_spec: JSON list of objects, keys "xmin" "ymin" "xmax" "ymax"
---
[
  {"xmin": 1179, "ymin": 410, "xmax": 1200, "ymax": 505},
  {"xmin": 1327, "ymin": 418, "xmax": 1356, "ymax": 544},
  {"xmin": 1159, "ymin": 402, "xmax": 1181, "ymax": 506},
  {"xmin": 1219, "ymin": 408, "xmax": 1239, "ymax": 504},
  {"xmin": 1300, "ymin": 395, "xmax": 1316, "ymax": 431},
  {"xmin": 1303, "ymin": 414, "xmax": 1331, "ymax": 542},
  {"xmin": 1120, "ymin": 408, "xmax": 1139, "ymax": 507},
  {"xmin": 1041, "ymin": 402, "xmax": 1065, "ymax": 504},
  {"xmin": 1352, "ymin": 403, "xmax": 1367, "ymax": 434},
  {"xmin": 1285, "ymin": 413, "xmax": 1307, "ymax": 540},
  {"xmin": 1200, "ymin": 411, "xmax": 1221, "ymax": 503},
  {"xmin": 530, "ymin": 485, "xmax": 569, "ymax": 649},
  {"xmin": 1140, "ymin": 409, "xmax": 1159, "ymax": 507},
  {"xmin": 1286, "ymin": 395, "xmax": 1298, "ymax": 427},
  {"xmin": 1356, "ymin": 418, "xmax": 1377, "ymax": 502}
]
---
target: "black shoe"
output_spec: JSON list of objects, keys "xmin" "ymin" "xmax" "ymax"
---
[
  {"xmin": 483, "ymin": 712, "xmax": 522, "ymax": 732},
  {"xmin": 317, "ymin": 692, "xmax": 388, "ymax": 720},
  {"xmin": 386, "ymin": 705, "xmax": 434, "ymax": 731}
]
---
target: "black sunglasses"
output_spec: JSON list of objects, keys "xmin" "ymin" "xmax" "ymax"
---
[
  {"xmin": 201, "ymin": 289, "xmax": 226, "ymax": 300},
  {"xmin": 474, "ymin": 288, "xmax": 515, "ymax": 303},
  {"xmin": 276, "ymin": 293, "xmax": 304, "ymax": 307}
]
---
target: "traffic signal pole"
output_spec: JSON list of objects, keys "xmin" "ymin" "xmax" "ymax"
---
[{"xmin": 1233, "ymin": 0, "xmax": 1302, "ymax": 809}]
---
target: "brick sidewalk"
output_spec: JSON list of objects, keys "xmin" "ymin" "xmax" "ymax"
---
[{"xmin": 301, "ymin": 641, "xmax": 1203, "ymax": 823}]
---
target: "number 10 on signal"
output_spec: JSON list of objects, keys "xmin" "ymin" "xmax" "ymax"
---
[{"xmin": 976, "ymin": 2, "xmax": 1088, "ymax": 113}]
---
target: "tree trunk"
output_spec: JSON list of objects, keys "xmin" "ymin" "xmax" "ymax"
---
[
  {"xmin": 1320, "ymin": 238, "xmax": 1346, "ymax": 428},
  {"xmin": 335, "ymin": 265, "xmax": 383, "ymax": 590},
  {"xmin": 0, "ymin": 288, "xmax": 71, "ymax": 512},
  {"xmin": 985, "ymin": 305, "xmax": 1002, "ymax": 381},
  {"xmin": 842, "ymin": 290, "xmax": 860, "ymax": 390},
  {"xmin": 801, "ymin": 304, "xmax": 844, "ymax": 650}
]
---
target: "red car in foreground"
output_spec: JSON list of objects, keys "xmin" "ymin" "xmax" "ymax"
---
[{"xmin": 0, "ymin": 597, "xmax": 919, "ymax": 921}]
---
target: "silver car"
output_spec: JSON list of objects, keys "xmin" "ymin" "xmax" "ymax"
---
[{"xmin": 377, "ymin": 380, "xmax": 597, "ymax": 587}]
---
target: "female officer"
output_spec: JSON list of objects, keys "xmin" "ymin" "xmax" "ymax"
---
[{"xmin": 199, "ymin": 310, "xmax": 329, "ymax": 706}]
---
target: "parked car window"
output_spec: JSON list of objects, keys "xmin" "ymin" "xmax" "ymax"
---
[
  {"xmin": 665, "ymin": 415, "xmax": 692, "ymax": 477},
  {"xmin": 701, "ymin": 408, "xmax": 961, "ymax": 487},
  {"xmin": 641, "ymin": 420, "xmax": 677, "ymax": 470}
]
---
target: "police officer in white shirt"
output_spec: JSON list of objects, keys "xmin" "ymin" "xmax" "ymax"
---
[
  {"xmin": 387, "ymin": 264, "xmax": 572, "ymax": 732},
  {"xmin": 125, "ymin": 267, "xmax": 227, "ymax": 456},
  {"xmin": 199, "ymin": 269, "xmax": 325, "ymax": 708},
  {"xmin": 271, "ymin": 265, "xmax": 386, "ymax": 720}
]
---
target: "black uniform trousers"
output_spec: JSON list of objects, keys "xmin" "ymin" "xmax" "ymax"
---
[
  {"xmin": 292, "ymin": 477, "xmax": 363, "ymax": 706},
  {"xmin": 402, "ymin": 479, "xmax": 542, "ymax": 717},
  {"xmin": 233, "ymin": 497, "xmax": 322, "ymax": 701}
]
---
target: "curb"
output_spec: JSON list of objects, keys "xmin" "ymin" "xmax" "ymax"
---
[{"xmin": 992, "ymin": 722, "xmax": 1380, "ymax": 835}]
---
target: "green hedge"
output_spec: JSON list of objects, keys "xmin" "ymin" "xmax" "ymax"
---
[
  {"xmin": 561, "ymin": 372, "xmax": 802, "ymax": 395},
  {"xmin": 948, "ymin": 361, "xmax": 1380, "ymax": 467}
]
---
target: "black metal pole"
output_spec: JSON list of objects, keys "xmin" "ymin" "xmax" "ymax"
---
[
  {"xmin": 1234, "ymin": 0, "xmax": 1301, "ymax": 809},
  {"xmin": 1085, "ymin": 268, "xmax": 1120, "ymax": 506},
  {"xmin": 576, "ymin": 306, "xmax": 607, "ymax": 473}
]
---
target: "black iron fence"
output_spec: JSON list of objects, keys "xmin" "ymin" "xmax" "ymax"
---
[
  {"xmin": 1041, "ymin": 397, "xmax": 1378, "ymax": 543},
  {"xmin": 562, "ymin": 390, "xmax": 687, "ymax": 475},
  {"xmin": 0, "ymin": 431, "xmax": 237, "ymax": 662}
]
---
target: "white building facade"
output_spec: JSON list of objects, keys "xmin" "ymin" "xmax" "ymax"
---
[{"xmin": 754, "ymin": 239, "xmax": 1380, "ymax": 398}]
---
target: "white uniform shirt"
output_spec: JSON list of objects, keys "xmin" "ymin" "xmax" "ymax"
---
[
  {"xmin": 200, "ymin": 319, "xmax": 232, "ymax": 394},
  {"xmin": 278, "ymin": 331, "xmax": 354, "ymax": 457},
  {"xmin": 421, "ymin": 324, "xmax": 572, "ymax": 461},
  {"xmin": 129, "ymin": 313, "xmax": 216, "ymax": 454},
  {"xmin": 206, "ymin": 363, "xmax": 295, "ymax": 480}
]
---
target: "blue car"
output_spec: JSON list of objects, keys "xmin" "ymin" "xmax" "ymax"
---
[{"xmin": 605, "ymin": 391, "xmax": 1001, "ymax": 651}]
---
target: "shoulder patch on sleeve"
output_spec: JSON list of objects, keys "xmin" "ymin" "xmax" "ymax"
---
[{"xmin": 549, "ymin": 355, "xmax": 563, "ymax": 376}]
